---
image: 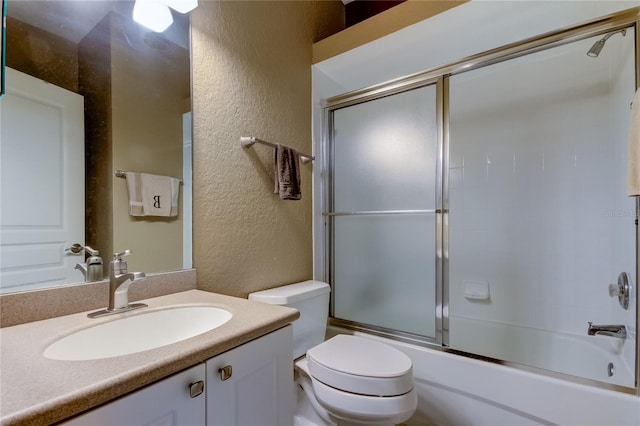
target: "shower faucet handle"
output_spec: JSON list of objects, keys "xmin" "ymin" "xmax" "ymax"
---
[
  {"xmin": 608, "ymin": 272, "xmax": 631, "ymax": 310},
  {"xmin": 608, "ymin": 283, "xmax": 622, "ymax": 297}
]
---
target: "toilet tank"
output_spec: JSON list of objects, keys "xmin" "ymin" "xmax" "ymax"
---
[{"xmin": 249, "ymin": 281, "xmax": 330, "ymax": 359}]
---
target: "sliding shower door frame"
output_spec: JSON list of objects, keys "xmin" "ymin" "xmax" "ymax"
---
[
  {"xmin": 324, "ymin": 76, "xmax": 443, "ymax": 346},
  {"xmin": 320, "ymin": 7, "xmax": 640, "ymax": 392},
  {"xmin": 635, "ymin": 17, "xmax": 640, "ymax": 393},
  {"xmin": 440, "ymin": 76, "xmax": 449, "ymax": 346}
]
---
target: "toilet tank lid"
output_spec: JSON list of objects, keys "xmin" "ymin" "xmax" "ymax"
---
[{"xmin": 248, "ymin": 280, "xmax": 330, "ymax": 305}]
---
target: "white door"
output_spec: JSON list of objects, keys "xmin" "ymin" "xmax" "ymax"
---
[{"xmin": 0, "ymin": 67, "xmax": 85, "ymax": 293}]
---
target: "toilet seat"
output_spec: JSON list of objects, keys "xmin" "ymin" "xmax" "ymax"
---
[{"xmin": 306, "ymin": 335, "xmax": 414, "ymax": 396}]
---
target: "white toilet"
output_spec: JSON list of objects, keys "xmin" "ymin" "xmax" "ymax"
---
[{"xmin": 249, "ymin": 281, "xmax": 417, "ymax": 426}]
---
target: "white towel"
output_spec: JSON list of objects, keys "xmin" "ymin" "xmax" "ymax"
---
[
  {"xmin": 125, "ymin": 172, "xmax": 180, "ymax": 217},
  {"xmin": 628, "ymin": 89, "xmax": 640, "ymax": 196}
]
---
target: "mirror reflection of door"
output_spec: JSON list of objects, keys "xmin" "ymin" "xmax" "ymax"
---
[{"xmin": 0, "ymin": 67, "xmax": 85, "ymax": 292}]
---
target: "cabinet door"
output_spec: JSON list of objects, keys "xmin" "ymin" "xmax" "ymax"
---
[
  {"xmin": 62, "ymin": 364, "xmax": 206, "ymax": 426},
  {"xmin": 206, "ymin": 326, "xmax": 294, "ymax": 426}
]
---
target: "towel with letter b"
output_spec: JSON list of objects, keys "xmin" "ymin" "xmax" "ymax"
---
[{"xmin": 125, "ymin": 172, "xmax": 180, "ymax": 217}]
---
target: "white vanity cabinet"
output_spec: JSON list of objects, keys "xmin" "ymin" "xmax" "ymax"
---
[
  {"xmin": 63, "ymin": 363, "xmax": 206, "ymax": 426},
  {"xmin": 62, "ymin": 326, "xmax": 293, "ymax": 426},
  {"xmin": 206, "ymin": 325, "xmax": 294, "ymax": 426}
]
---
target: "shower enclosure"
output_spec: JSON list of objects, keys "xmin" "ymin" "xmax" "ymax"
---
[{"xmin": 320, "ymin": 9, "xmax": 639, "ymax": 390}]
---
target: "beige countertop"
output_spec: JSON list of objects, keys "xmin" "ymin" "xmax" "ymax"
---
[{"xmin": 0, "ymin": 289, "xmax": 299, "ymax": 426}]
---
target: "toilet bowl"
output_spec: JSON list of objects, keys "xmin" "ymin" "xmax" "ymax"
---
[
  {"xmin": 299, "ymin": 335, "xmax": 417, "ymax": 425},
  {"xmin": 249, "ymin": 281, "xmax": 418, "ymax": 426}
]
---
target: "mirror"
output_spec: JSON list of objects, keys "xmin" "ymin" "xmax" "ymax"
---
[
  {"xmin": 0, "ymin": 1, "xmax": 192, "ymax": 294},
  {"xmin": 1, "ymin": 0, "xmax": 5, "ymax": 96}
]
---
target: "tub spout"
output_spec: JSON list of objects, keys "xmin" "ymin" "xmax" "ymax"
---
[{"xmin": 587, "ymin": 322, "xmax": 627, "ymax": 339}]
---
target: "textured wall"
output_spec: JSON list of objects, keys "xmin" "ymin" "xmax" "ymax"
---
[{"xmin": 191, "ymin": 1, "xmax": 343, "ymax": 297}]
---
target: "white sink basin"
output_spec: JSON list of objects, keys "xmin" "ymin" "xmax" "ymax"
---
[{"xmin": 44, "ymin": 306, "xmax": 232, "ymax": 360}]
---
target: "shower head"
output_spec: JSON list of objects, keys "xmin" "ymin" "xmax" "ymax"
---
[
  {"xmin": 586, "ymin": 29, "xmax": 627, "ymax": 57},
  {"xmin": 586, "ymin": 39, "xmax": 606, "ymax": 57}
]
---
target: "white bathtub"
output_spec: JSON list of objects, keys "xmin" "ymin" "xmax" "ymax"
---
[
  {"xmin": 327, "ymin": 325, "xmax": 640, "ymax": 426},
  {"xmin": 449, "ymin": 316, "xmax": 636, "ymax": 388}
]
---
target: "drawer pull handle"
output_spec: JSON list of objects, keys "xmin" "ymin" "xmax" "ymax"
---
[
  {"xmin": 189, "ymin": 381, "xmax": 204, "ymax": 398},
  {"xmin": 219, "ymin": 365, "xmax": 232, "ymax": 381}
]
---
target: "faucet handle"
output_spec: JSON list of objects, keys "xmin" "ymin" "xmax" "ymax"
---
[
  {"xmin": 65, "ymin": 243, "xmax": 85, "ymax": 255},
  {"xmin": 609, "ymin": 272, "xmax": 631, "ymax": 310},
  {"xmin": 84, "ymin": 246, "xmax": 100, "ymax": 256},
  {"xmin": 113, "ymin": 250, "xmax": 132, "ymax": 261}
]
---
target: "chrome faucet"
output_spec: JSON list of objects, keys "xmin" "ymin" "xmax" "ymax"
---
[
  {"xmin": 75, "ymin": 246, "xmax": 103, "ymax": 282},
  {"xmin": 88, "ymin": 250, "xmax": 146, "ymax": 318},
  {"xmin": 587, "ymin": 322, "xmax": 627, "ymax": 339},
  {"xmin": 75, "ymin": 262, "xmax": 88, "ymax": 279}
]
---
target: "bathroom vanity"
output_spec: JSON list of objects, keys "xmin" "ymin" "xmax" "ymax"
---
[
  {"xmin": 62, "ymin": 326, "xmax": 293, "ymax": 425},
  {"xmin": 0, "ymin": 290, "xmax": 299, "ymax": 426}
]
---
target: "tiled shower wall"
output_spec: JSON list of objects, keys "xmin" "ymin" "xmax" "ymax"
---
[{"xmin": 448, "ymin": 29, "xmax": 636, "ymax": 348}]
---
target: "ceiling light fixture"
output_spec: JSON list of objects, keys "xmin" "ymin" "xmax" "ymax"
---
[
  {"xmin": 133, "ymin": 0, "xmax": 173, "ymax": 33},
  {"xmin": 133, "ymin": 0, "xmax": 198, "ymax": 33}
]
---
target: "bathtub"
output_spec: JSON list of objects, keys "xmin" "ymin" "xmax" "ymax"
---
[
  {"xmin": 449, "ymin": 316, "xmax": 636, "ymax": 388},
  {"xmin": 327, "ymin": 325, "xmax": 640, "ymax": 426}
]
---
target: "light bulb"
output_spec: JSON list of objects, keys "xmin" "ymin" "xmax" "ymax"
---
[{"xmin": 133, "ymin": 0, "xmax": 174, "ymax": 33}]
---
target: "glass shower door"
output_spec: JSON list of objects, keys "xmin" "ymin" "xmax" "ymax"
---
[
  {"xmin": 329, "ymin": 84, "xmax": 439, "ymax": 339},
  {"xmin": 447, "ymin": 28, "xmax": 637, "ymax": 387}
]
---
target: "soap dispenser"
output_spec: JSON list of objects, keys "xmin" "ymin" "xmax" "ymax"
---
[{"xmin": 85, "ymin": 246, "xmax": 104, "ymax": 282}]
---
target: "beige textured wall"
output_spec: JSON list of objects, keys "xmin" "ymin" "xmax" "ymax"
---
[{"xmin": 192, "ymin": 1, "xmax": 343, "ymax": 297}]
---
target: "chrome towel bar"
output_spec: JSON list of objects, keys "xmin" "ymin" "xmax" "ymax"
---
[
  {"xmin": 114, "ymin": 170, "xmax": 183, "ymax": 183},
  {"xmin": 240, "ymin": 136, "xmax": 314, "ymax": 163}
]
